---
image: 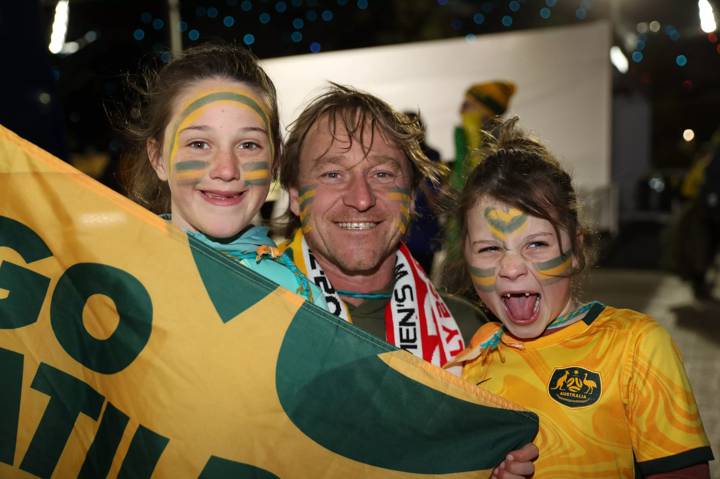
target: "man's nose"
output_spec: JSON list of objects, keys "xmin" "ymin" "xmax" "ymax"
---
[
  {"xmin": 343, "ymin": 174, "xmax": 375, "ymax": 211},
  {"xmin": 208, "ymin": 148, "xmax": 241, "ymax": 181}
]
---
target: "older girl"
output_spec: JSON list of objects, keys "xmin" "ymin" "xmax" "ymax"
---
[{"xmin": 120, "ymin": 43, "xmax": 325, "ymax": 306}]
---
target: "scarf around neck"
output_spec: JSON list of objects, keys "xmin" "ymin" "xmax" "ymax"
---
[{"xmin": 281, "ymin": 229, "xmax": 465, "ymax": 369}]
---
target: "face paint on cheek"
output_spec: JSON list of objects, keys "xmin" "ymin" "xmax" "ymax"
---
[
  {"xmin": 242, "ymin": 160, "xmax": 271, "ymax": 186},
  {"xmin": 386, "ymin": 187, "xmax": 412, "ymax": 234},
  {"xmin": 173, "ymin": 160, "xmax": 210, "ymax": 185},
  {"xmin": 484, "ymin": 207, "xmax": 527, "ymax": 241},
  {"xmin": 533, "ymin": 250, "xmax": 573, "ymax": 284},
  {"xmin": 468, "ymin": 265, "xmax": 497, "ymax": 292},
  {"xmin": 298, "ymin": 184, "xmax": 316, "ymax": 233}
]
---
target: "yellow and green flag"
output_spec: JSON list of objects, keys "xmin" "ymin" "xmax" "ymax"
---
[{"xmin": 0, "ymin": 124, "xmax": 537, "ymax": 478}]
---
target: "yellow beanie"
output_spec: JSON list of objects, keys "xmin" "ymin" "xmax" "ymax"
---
[{"xmin": 465, "ymin": 80, "xmax": 516, "ymax": 115}]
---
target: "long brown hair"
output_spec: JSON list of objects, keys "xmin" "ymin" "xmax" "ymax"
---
[{"xmin": 117, "ymin": 43, "xmax": 280, "ymax": 213}]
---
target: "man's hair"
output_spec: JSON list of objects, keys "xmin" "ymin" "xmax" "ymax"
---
[{"xmin": 279, "ymin": 83, "xmax": 446, "ymax": 191}]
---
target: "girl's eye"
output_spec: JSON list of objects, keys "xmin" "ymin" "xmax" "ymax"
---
[
  {"xmin": 239, "ymin": 141, "xmax": 261, "ymax": 150},
  {"xmin": 528, "ymin": 241, "xmax": 549, "ymax": 249},
  {"xmin": 188, "ymin": 140, "xmax": 209, "ymax": 149},
  {"xmin": 478, "ymin": 245, "xmax": 501, "ymax": 254}
]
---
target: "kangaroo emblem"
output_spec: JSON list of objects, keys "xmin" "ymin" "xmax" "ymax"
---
[
  {"xmin": 548, "ymin": 367, "xmax": 602, "ymax": 408},
  {"xmin": 550, "ymin": 370, "xmax": 569, "ymax": 390}
]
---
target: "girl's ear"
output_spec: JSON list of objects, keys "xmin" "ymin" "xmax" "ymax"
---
[
  {"xmin": 572, "ymin": 231, "xmax": 584, "ymax": 269},
  {"xmin": 147, "ymin": 138, "xmax": 168, "ymax": 181}
]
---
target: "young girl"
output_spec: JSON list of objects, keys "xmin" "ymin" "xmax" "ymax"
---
[
  {"xmin": 120, "ymin": 43, "xmax": 325, "ymax": 307},
  {"xmin": 449, "ymin": 118, "xmax": 713, "ymax": 478}
]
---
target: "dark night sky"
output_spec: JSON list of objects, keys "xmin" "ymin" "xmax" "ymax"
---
[{"xmin": 2, "ymin": 0, "xmax": 720, "ymax": 183}]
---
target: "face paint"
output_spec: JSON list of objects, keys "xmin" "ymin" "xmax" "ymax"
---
[
  {"xmin": 465, "ymin": 197, "xmax": 575, "ymax": 339},
  {"xmin": 173, "ymin": 159, "xmax": 210, "ymax": 185},
  {"xmin": 241, "ymin": 160, "xmax": 271, "ymax": 186},
  {"xmin": 157, "ymin": 79, "xmax": 274, "ymax": 239},
  {"xmin": 298, "ymin": 184, "xmax": 317, "ymax": 233},
  {"xmin": 164, "ymin": 88, "xmax": 274, "ymax": 180},
  {"xmin": 468, "ymin": 265, "xmax": 497, "ymax": 292},
  {"xmin": 484, "ymin": 207, "xmax": 528, "ymax": 241},
  {"xmin": 533, "ymin": 250, "xmax": 573, "ymax": 283},
  {"xmin": 386, "ymin": 187, "xmax": 412, "ymax": 234}
]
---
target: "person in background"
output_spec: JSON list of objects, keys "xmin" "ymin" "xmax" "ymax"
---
[{"xmin": 402, "ymin": 111, "xmax": 444, "ymax": 275}]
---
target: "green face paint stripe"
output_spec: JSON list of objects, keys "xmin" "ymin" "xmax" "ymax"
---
[
  {"xmin": 534, "ymin": 250, "xmax": 572, "ymax": 272},
  {"xmin": 167, "ymin": 91, "xmax": 273, "ymax": 176},
  {"xmin": 483, "ymin": 208, "xmax": 528, "ymax": 234},
  {"xmin": 244, "ymin": 179, "xmax": 271, "ymax": 186},
  {"xmin": 243, "ymin": 161, "xmax": 270, "ymax": 171},
  {"xmin": 468, "ymin": 265, "xmax": 496, "ymax": 277},
  {"xmin": 174, "ymin": 160, "xmax": 209, "ymax": 171},
  {"xmin": 388, "ymin": 187, "xmax": 411, "ymax": 195},
  {"xmin": 298, "ymin": 185, "xmax": 316, "ymax": 197}
]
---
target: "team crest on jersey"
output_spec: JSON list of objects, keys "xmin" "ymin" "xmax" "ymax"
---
[{"xmin": 548, "ymin": 367, "xmax": 601, "ymax": 408}]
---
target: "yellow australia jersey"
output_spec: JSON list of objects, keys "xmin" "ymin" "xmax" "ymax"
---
[{"xmin": 463, "ymin": 303, "xmax": 713, "ymax": 478}]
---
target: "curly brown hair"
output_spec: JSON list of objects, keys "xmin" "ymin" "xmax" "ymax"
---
[{"xmin": 117, "ymin": 42, "xmax": 280, "ymax": 213}]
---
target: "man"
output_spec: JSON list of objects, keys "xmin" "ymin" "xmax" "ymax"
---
[
  {"xmin": 278, "ymin": 83, "xmax": 486, "ymax": 369},
  {"xmin": 278, "ymin": 84, "xmax": 537, "ymax": 478}
]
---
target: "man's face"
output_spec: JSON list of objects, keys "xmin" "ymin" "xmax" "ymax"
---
[{"xmin": 289, "ymin": 115, "xmax": 414, "ymax": 276}]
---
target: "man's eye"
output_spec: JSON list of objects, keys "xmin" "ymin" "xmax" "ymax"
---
[
  {"xmin": 321, "ymin": 171, "xmax": 340, "ymax": 179},
  {"xmin": 375, "ymin": 171, "xmax": 394, "ymax": 178}
]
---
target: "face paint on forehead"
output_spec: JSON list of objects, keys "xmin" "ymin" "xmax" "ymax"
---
[
  {"xmin": 469, "ymin": 265, "xmax": 497, "ymax": 292},
  {"xmin": 386, "ymin": 187, "xmax": 412, "ymax": 234},
  {"xmin": 242, "ymin": 160, "xmax": 271, "ymax": 186},
  {"xmin": 483, "ymin": 207, "xmax": 528, "ymax": 241},
  {"xmin": 533, "ymin": 250, "xmax": 573, "ymax": 284},
  {"xmin": 298, "ymin": 184, "xmax": 317, "ymax": 233},
  {"xmin": 164, "ymin": 88, "xmax": 274, "ymax": 178},
  {"xmin": 173, "ymin": 159, "xmax": 210, "ymax": 185}
]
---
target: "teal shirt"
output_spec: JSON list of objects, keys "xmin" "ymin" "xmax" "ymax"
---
[{"xmin": 187, "ymin": 226, "xmax": 328, "ymax": 310}]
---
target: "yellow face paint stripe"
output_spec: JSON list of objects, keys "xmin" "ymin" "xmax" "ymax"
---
[
  {"xmin": 484, "ymin": 207, "xmax": 527, "ymax": 241},
  {"xmin": 242, "ymin": 160, "xmax": 271, "ymax": 186},
  {"xmin": 298, "ymin": 184, "xmax": 317, "ymax": 233},
  {"xmin": 469, "ymin": 265, "xmax": 496, "ymax": 292},
  {"xmin": 387, "ymin": 187, "xmax": 412, "ymax": 234},
  {"xmin": 534, "ymin": 251, "xmax": 573, "ymax": 280}
]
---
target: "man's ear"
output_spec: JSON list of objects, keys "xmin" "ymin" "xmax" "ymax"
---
[
  {"xmin": 289, "ymin": 186, "xmax": 300, "ymax": 216},
  {"xmin": 147, "ymin": 138, "xmax": 168, "ymax": 181}
]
